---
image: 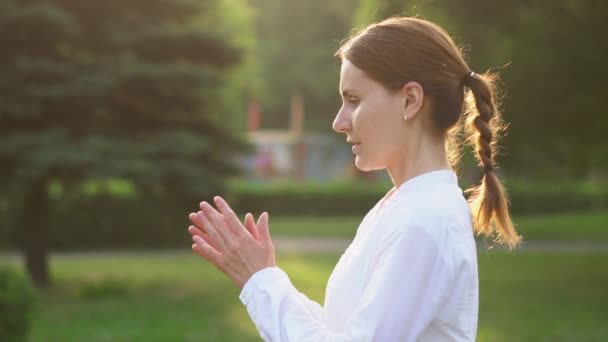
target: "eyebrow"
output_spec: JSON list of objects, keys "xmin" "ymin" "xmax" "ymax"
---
[{"xmin": 340, "ymin": 89, "xmax": 356, "ymax": 97}]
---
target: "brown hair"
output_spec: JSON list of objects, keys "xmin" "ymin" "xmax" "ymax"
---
[{"xmin": 335, "ymin": 16, "xmax": 521, "ymax": 249}]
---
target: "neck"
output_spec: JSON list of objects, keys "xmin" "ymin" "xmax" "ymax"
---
[{"xmin": 386, "ymin": 134, "xmax": 451, "ymax": 189}]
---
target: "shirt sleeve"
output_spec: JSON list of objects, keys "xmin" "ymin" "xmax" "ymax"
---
[{"xmin": 238, "ymin": 224, "xmax": 454, "ymax": 342}]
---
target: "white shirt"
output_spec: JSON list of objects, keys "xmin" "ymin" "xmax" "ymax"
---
[{"xmin": 239, "ymin": 170, "xmax": 478, "ymax": 341}]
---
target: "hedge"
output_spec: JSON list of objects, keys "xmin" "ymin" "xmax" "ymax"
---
[{"xmin": 0, "ymin": 179, "xmax": 606, "ymax": 249}]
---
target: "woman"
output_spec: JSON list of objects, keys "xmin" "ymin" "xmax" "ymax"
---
[{"xmin": 187, "ymin": 16, "xmax": 521, "ymax": 341}]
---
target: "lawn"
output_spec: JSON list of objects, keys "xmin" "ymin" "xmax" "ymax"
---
[
  {"xmin": 2, "ymin": 249, "xmax": 607, "ymax": 341},
  {"xmin": 268, "ymin": 210, "xmax": 608, "ymax": 242}
]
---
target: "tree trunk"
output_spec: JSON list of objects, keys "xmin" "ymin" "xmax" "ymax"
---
[
  {"xmin": 572, "ymin": 147, "xmax": 589, "ymax": 180},
  {"xmin": 19, "ymin": 178, "xmax": 51, "ymax": 288}
]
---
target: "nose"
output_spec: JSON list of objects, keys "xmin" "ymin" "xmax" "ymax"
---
[{"xmin": 332, "ymin": 106, "xmax": 351, "ymax": 134}]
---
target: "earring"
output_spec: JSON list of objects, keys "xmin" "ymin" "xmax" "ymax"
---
[{"xmin": 403, "ymin": 114, "xmax": 408, "ymax": 121}]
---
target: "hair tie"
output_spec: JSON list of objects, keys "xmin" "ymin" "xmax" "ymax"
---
[
  {"xmin": 462, "ymin": 71, "xmax": 476, "ymax": 87},
  {"xmin": 483, "ymin": 164, "xmax": 494, "ymax": 174}
]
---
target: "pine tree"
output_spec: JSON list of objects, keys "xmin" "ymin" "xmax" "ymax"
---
[{"xmin": 0, "ymin": 0, "xmax": 253, "ymax": 287}]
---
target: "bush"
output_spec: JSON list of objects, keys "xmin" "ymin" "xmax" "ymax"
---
[
  {"xmin": 0, "ymin": 265, "xmax": 36, "ymax": 342},
  {"xmin": 506, "ymin": 179, "xmax": 608, "ymax": 214},
  {"xmin": 229, "ymin": 178, "xmax": 608, "ymax": 216},
  {"xmin": 0, "ymin": 178, "xmax": 606, "ymax": 250},
  {"xmin": 227, "ymin": 179, "xmax": 388, "ymax": 216}
]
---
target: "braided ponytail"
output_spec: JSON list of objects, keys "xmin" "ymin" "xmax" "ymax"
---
[
  {"xmin": 334, "ymin": 16, "xmax": 521, "ymax": 249},
  {"xmin": 462, "ymin": 71, "xmax": 521, "ymax": 249}
]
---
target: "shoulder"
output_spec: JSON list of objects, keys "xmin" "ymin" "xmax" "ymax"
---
[
  {"xmin": 378, "ymin": 187, "xmax": 469, "ymax": 237},
  {"xmin": 373, "ymin": 202, "xmax": 446, "ymax": 254},
  {"xmin": 407, "ymin": 181, "xmax": 470, "ymax": 230},
  {"xmin": 374, "ymin": 189, "xmax": 474, "ymax": 261}
]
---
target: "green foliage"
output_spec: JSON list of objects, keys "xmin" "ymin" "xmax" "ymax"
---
[
  {"xmin": 228, "ymin": 179, "xmax": 389, "ymax": 215},
  {"xmin": 247, "ymin": 0, "xmax": 356, "ymax": 130},
  {"xmin": 353, "ymin": 0, "xmax": 412, "ymax": 26},
  {"xmin": 230, "ymin": 178, "xmax": 608, "ymax": 216},
  {"xmin": 1, "ymin": 178, "xmax": 606, "ymax": 250},
  {"xmin": 195, "ymin": 0, "xmax": 261, "ymax": 132},
  {"xmin": 0, "ymin": 0, "xmax": 254, "ymax": 198},
  {"xmin": 0, "ymin": 265, "xmax": 36, "ymax": 342},
  {"xmin": 0, "ymin": 0, "xmax": 258, "ymax": 285},
  {"xmin": 506, "ymin": 179, "xmax": 608, "ymax": 214}
]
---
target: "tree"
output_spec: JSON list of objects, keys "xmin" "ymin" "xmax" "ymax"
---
[
  {"xmin": 248, "ymin": 0, "xmax": 357, "ymax": 131},
  {"xmin": 0, "ymin": 0, "xmax": 254, "ymax": 287}
]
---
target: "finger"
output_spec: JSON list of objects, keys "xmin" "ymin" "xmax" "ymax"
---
[
  {"xmin": 200, "ymin": 201, "xmax": 233, "ymax": 243},
  {"xmin": 196, "ymin": 209, "xmax": 227, "ymax": 250},
  {"xmin": 192, "ymin": 236, "xmax": 222, "ymax": 267},
  {"xmin": 188, "ymin": 225, "xmax": 220, "ymax": 251},
  {"xmin": 187, "ymin": 225, "xmax": 204, "ymax": 237},
  {"xmin": 257, "ymin": 212, "xmax": 272, "ymax": 245},
  {"xmin": 244, "ymin": 213, "xmax": 259, "ymax": 240},
  {"xmin": 189, "ymin": 211, "xmax": 221, "ymax": 247},
  {"xmin": 213, "ymin": 196, "xmax": 248, "ymax": 238},
  {"xmin": 189, "ymin": 212, "xmax": 207, "ymax": 232}
]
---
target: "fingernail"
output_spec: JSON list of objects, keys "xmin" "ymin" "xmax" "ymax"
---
[{"xmin": 193, "ymin": 236, "xmax": 201, "ymax": 243}]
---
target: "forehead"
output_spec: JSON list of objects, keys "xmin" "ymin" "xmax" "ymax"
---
[{"xmin": 339, "ymin": 59, "xmax": 373, "ymax": 92}]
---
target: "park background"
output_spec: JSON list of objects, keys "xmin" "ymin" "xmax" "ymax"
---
[{"xmin": 1, "ymin": 0, "xmax": 607, "ymax": 341}]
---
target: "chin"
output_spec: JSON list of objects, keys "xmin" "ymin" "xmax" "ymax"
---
[{"xmin": 354, "ymin": 156, "xmax": 383, "ymax": 172}]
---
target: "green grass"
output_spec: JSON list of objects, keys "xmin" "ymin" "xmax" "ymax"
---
[
  {"xmin": 2, "ymin": 250, "xmax": 607, "ymax": 341},
  {"xmin": 268, "ymin": 210, "xmax": 608, "ymax": 242}
]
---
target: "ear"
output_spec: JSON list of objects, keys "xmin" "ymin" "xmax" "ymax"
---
[{"xmin": 400, "ymin": 81, "xmax": 424, "ymax": 121}]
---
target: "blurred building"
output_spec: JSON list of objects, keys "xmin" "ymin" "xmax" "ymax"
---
[
  {"xmin": 240, "ymin": 129, "xmax": 354, "ymax": 181},
  {"xmin": 238, "ymin": 94, "xmax": 383, "ymax": 182}
]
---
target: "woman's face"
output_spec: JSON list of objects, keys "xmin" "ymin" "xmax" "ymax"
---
[{"xmin": 333, "ymin": 59, "xmax": 407, "ymax": 172}]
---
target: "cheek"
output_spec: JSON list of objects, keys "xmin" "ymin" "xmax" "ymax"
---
[
  {"xmin": 353, "ymin": 100, "xmax": 400, "ymax": 139},
  {"xmin": 367, "ymin": 116, "xmax": 403, "ymax": 156},
  {"xmin": 359, "ymin": 110, "xmax": 396, "ymax": 139},
  {"xmin": 351, "ymin": 104, "xmax": 374, "ymax": 133}
]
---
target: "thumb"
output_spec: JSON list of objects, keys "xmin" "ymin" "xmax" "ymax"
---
[
  {"xmin": 244, "ymin": 213, "xmax": 259, "ymax": 240},
  {"xmin": 257, "ymin": 212, "xmax": 272, "ymax": 245}
]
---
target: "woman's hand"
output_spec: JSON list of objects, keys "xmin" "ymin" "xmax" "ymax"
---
[{"xmin": 187, "ymin": 196, "xmax": 276, "ymax": 289}]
